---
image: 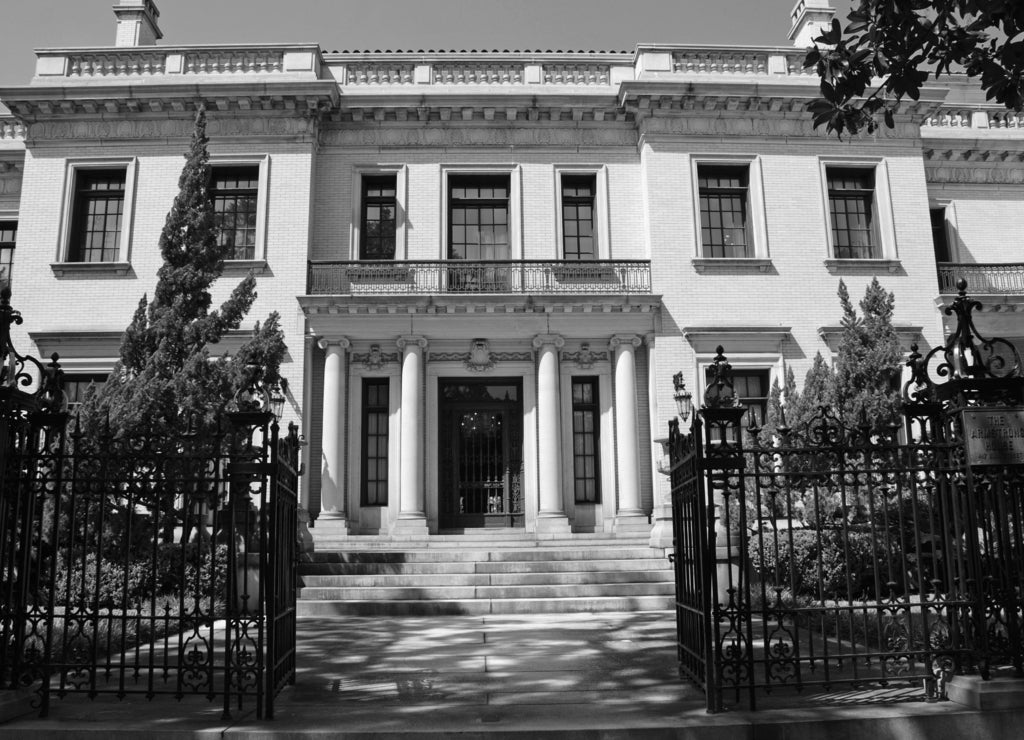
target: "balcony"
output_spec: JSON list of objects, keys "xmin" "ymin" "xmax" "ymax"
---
[
  {"xmin": 937, "ymin": 263, "xmax": 1024, "ymax": 294},
  {"xmin": 307, "ymin": 260, "xmax": 652, "ymax": 296}
]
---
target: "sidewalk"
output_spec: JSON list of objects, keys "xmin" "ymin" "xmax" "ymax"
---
[{"xmin": 1, "ymin": 611, "xmax": 1022, "ymax": 739}]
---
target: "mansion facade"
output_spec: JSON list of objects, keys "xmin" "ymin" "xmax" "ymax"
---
[{"xmin": 1, "ymin": 0, "xmax": 1022, "ymax": 547}]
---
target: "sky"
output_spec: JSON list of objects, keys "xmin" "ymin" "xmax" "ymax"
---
[{"xmin": 0, "ymin": 0, "xmax": 846, "ymax": 86}]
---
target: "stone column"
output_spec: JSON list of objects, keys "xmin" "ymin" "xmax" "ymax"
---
[
  {"xmin": 611, "ymin": 334, "xmax": 648, "ymax": 535},
  {"xmin": 317, "ymin": 337, "xmax": 350, "ymax": 535},
  {"xmin": 395, "ymin": 335, "xmax": 429, "ymax": 535},
  {"xmin": 533, "ymin": 334, "xmax": 570, "ymax": 534}
]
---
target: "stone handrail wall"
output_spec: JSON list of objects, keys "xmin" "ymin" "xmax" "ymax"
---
[
  {"xmin": 345, "ymin": 64, "xmax": 416, "ymax": 85},
  {"xmin": 924, "ymin": 109, "xmax": 1024, "ymax": 129},
  {"xmin": 543, "ymin": 64, "xmax": 610, "ymax": 85},
  {"xmin": 672, "ymin": 51, "xmax": 769, "ymax": 75},
  {"xmin": 432, "ymin": 64, "xmax": 524, "ymax": 84},
  {"xmin": 0, "ymin": 119, "xmax": 25, "ymax": 141},
  {"xmin": 68, "ymin": 51, "xmax": 167, "ymax": 77},
  {"xmin": 183, "ymin": 50, "xmax": 284, "ymax": 75}
]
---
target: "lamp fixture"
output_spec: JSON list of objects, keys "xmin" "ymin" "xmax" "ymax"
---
[{"xmin": 672, "ymin": 371, "xmax": 693, "ymax": 422}]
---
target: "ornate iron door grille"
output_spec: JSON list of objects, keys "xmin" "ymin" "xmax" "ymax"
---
[{"xmin": 438, "ymin": 380, "xmax": 523, "ymax": 529}]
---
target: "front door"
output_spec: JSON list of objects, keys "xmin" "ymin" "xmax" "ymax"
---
[{"xmin": 439, "ymin": 380, "xmax": 523, "ymax": 529}]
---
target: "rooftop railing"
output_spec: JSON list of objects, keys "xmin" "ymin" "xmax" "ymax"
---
[
  {"xmin": 307, "ymin": 259, "xmax": 652, "ymax": 296},
  {"xmin": 937, "ymin": 262, "xmax": 1024, "ymax": 294}
]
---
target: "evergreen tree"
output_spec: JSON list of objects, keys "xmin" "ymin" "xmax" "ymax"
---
[
  {"xmin": 832, "ymin": 278, "xmax": 903, "ymax": 434},
  {"xmin": 787, "ymin": 352, "xmax": 836, "ymax": 434},
  {"xmin": 82, "ymin": 107, "xmax": 286, "ymax": 437}
]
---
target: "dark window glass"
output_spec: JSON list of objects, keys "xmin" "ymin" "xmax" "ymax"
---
[
  {"xmin": 698, "ymin": 166, "xmax": 750, "ymax": 258},
  {"xmin": 704, "ymin": 368, "xmax": 770, "ymax": 428},
  {"xmin": 211, "ymin": 166, "xmax": 259, "ymax": 260},
  {"xmin": 69, "ymin": 170, "xmax": 126, "ymax": 263},
  {"xmin": 572, "ymin": 378, "xmax": 601, "ymax": 504},
  {"xmin": 561, "ymin": 174, "xmax": 596, "ymax": 260},
  {"xmin": 827, "ymin": 168, "xmax": 878, "ymax": 259},
  {"xmin": 448, "ymin": 174, "xmax": 510, "ymax": 261},
  {"xmin": 62, "ymin": 373, "xmax": 107, "ymax": 411},
  {"xmin": 930, "ymin": 207, "xmax": 950, "ymax": 262},
  {"xmin": 0, "ymin": 221, "xmax": 15, "ymax": 289},
  {"xmin": 361, "ymin": 379, "xmax": 390, "ymax": 506},
  {"xmin": 360, "ymin": 175, "xmax": 398, "ymax": 260}
]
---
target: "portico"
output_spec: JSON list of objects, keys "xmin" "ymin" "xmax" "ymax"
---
[{"xmin": 300, "ymin": 288, "xmax": 661, "ymax": 539}]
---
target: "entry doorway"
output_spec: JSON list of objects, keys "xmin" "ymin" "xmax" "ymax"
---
[{"xmin": 438, "ymin": 379, "xmax": 523, "ymax": 529}]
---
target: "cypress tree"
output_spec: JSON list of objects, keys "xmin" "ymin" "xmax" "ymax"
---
[{"xmin": 82, "ymin": 107, "xmax": 286, "ymax": 436}]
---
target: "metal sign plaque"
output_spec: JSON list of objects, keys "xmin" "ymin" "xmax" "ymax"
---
[{"xmin": 963, "ymin": 408, "xmax": 1024, "ymax": 466}]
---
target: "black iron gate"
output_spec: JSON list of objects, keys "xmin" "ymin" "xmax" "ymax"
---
[
  {"xmin": 0, "ymin": 288, "xmax": 299, "ymax": 719},
  {"xmin": 670, "ymin": 282, "xmax": 1024, "ymax": 711}
]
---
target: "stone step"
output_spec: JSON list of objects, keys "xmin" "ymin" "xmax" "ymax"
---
[
  {"xmin": 299, "ymin": 582, "xmax": 675, "ymax": 601},
  {"xmin": 303, "ymin": 547, "xmax": 662, "ymax": 564},
  {"xmin": 301, "ymin": 569, "xmax": 672, "ymax": 588},
  {"xmin": 296, "ymin": 594, "xmax": 675, "ymax": 617},
  {"xmin": 309, "ymin": 535, "xmax": 655, "ymax": 549},
  {"xmin": 300, "ymin": 556, "xmax": 671, "ymax": 576}
]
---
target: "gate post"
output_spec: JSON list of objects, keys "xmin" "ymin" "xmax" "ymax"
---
[
  {"xmin": 902, "ymin": 279, "xmax": 1024, "ymax": 681},
  {"xmin": 696, "ymin": 347, "xmax": 754, "ymax": 709}
]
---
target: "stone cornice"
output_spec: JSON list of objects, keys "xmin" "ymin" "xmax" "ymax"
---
[
  {"xmin": 0, "ymin": 81, "xmax": 339, "ymax": 121},
  {"xmin": 298, "ymin": 294, "xmax": 662, "ymax": 317},
  {"xmin": 924, "ymin": 146, "xmax": 1024, "ymax": 184}
]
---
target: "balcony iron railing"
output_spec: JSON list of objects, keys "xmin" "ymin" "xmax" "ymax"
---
[
  {"xmin": 937, "ymin": 262, "xmax": 1024, "ymax": 294},
  {"xmin": 307, "ymin": 260, "xmax": 652, "ymax": 295}
]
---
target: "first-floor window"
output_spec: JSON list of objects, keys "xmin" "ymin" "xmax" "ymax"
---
[
  {"xmin": 361, "ymin": 379, "xmax": 389, "ymax": 505},
  {"xmin": 704, "ymin": 367, "xmax": 770, "ymax": 428},
  {"xmin": 62, "ymin": 373, "xmax": 108, "ymax": 411},
  {"xmin": 571, "ymin": 378, "xmax": 601, "ymax": 503},
  {"xmin": 0, "ymin": 221, "xmax": 15, "ymax": 289}
]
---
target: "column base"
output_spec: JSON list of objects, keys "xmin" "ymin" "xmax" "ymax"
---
[
  {"xmin": 310, "ymin": 514, "xmax": 349, "ymax": 549},
  {"xmin": 392, "ymin": 514, "xmax": 430, "ymax": 536},
  {"xmin": 535, "ymin": 513, "xmax": 572, "ymax": 535},
  {"xmin": 613, "ymin": 512, "xmax": 651, "ymax": 536}
]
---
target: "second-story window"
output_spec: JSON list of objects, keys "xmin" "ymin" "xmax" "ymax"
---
[
  {"xmin": 360, "ymin": 175, "xmax": 397, "ymax": 260},
  {"xmin": 930, "ymin": 207, "xmax": 951, "ymax": 262},
  {"xmin": 449, "ymin": 174, "xmax": 510, "ymax": 261},
  {"xmin": 211, "ymin": 166, "xmax": 259, "ymax": 260},
  {"xmin": 698, "ymin": 165, "xmax": 750, "ymax": 258},
  {"xmin": 827, "ymin": 168, "xmax": 878, "ymax": 259},
  {"xmin": 0, "ymin": 221, "xmax": 15, "ymax": 289},
  {"xmin": 69, "ymin": 169, "xmax": 126, "ymax": 263},
  {"xmin": 561, "ymin": 174, "xmax": 596, "ymax": 260}
]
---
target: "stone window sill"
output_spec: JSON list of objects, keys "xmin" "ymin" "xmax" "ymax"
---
[
  {"xmin": 824, "ymin": 258, "xmax": 901, "ymax": 274},
  {"xmin": 692, "ymin": 257, "xmax": 772, "ymax": 273},
  {"xmin": 51, "ymin": 262, "xmax": 132, "ymax": 277},
  {"xmin": 221, "ymin": 259, "xmax": 268, "ymax": 275}
]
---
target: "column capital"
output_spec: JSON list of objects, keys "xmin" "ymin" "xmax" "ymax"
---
[
  {"xmin": 317, "ymin": 336, "xmax": 351, "ymax": 351},
  {"xmin": 397, "ymin": 335, "xmax": 428, "ymax": 351},
  {"xmin": 609, "ymin": 334, "xmax": 642, "ymax": 351},
  {"xmin": 532, "ymin": 333, "xmax": 565, "ymax": 350}
]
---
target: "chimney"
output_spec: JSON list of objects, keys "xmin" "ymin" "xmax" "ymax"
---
[
  {"xmin": 113, "ymin": 0, "xmax": 163, "ymax": 47},
  {"xmin": 788, "ymin": 0, "xmax": 836, "ymax": 48}
]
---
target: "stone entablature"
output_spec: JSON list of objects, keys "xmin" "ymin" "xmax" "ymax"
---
[{"xmin": 32, "ymin": 44, "xmax": 325, "ymax": 82}]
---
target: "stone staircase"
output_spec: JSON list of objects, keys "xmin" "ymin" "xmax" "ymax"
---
[{"xmin": 297, "ymin": 532, "xmax": 675, "ymax": 616}]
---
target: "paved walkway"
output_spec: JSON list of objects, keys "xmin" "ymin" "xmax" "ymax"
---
[{"xmin": 1, "ymin": 611, "xmax": 1022, "ymax": 738}]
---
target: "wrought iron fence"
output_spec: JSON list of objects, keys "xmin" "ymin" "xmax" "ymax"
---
[
  {"xmin": 671, "ymin": 301, "xmax": 1024, "ymax": 711},
  {"xmin": 306, "ymin": 259, "xmax": 652, "ymax": 295},
  {"xmin": 937, "ymin": 262, "xmax": 1024, "ymax": 294},
  {"xmin": 0, "ymin": 289, "xmax": 298, "ymax": 719}
]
